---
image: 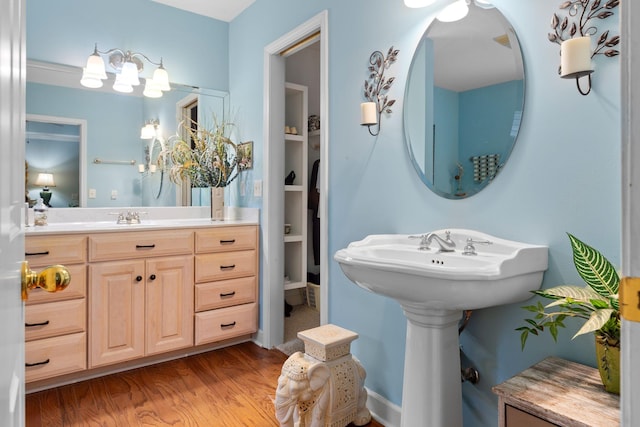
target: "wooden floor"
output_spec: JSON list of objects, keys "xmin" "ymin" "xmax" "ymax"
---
[{"xmin": 26, "ymin": 342, "xmax": 385, "ymax": 426}]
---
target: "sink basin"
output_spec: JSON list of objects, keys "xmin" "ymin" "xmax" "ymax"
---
[
  {"xmin": 334, "ymin": 229, "xmax": 548, "ymax": 311},
  {"xmin": 334, "ymin": 229, "xmax": 548, "ymax": 427}
]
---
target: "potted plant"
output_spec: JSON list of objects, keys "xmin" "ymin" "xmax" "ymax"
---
[
  {"xmin": 517, "ymin": 233, "xmax": 620, "ymax": 394},
  {"xmin": 161, "ymin": 117, "xmax": 239, "ymax": 219}
]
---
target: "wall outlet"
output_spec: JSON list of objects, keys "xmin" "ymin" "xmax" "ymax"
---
[
  {"xmin": 89, "ymin": 189, "xmax": 96, "ymax": 199},
  {"xmin": 111, "ymin": 190, "xmax": 118, "ymax": 200},
  {"xmin": 253, "ymin": 180, "xmax": 262, "ymax": 197}
]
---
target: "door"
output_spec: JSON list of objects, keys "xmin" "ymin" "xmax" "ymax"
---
[
  {"xmin": 0, "ymin": 0, "xmax": 26, "ymax": 424},
  {"xmin": 146, "ymin": 255, "xmax": 194, "ymax": 355},
  {"xmin": 89, "ymin": 260, "xmax": 145, "ymax": 367},
  {"xmin": 621, "ymin": 3, "xmax": 640, "ymax": 426}
]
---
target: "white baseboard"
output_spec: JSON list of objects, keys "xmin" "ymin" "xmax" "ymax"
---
[{"xmin": 366, "ymin": 387, "xmax": 401, "ymax": 427}]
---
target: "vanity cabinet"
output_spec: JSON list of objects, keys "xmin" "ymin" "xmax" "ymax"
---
[
  {"xmin": 88, "ymin": 230, "xmax": 194, "ymax": 368},
  {"xmin": 284, "ymin": 82, "xmax": 308, "ymax": 291},
  {"xmin": 24, "ymin": 235, "xmax": 88, "ymax": 383},
  {"xmin": 492, "ymin": 357, "xmax": 619, "ymax": 427},
  {"xmin": 25, "ymin": 221, "xmax": 259, "ymax": 389},
  {"xmin": 194, "ymin": 225, "xmax": 258, "ymax": 345}
]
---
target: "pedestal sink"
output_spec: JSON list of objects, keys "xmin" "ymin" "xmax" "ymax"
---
[{"xmin": 334, "ymin": 229, "xmax": 548, "ymax": 427}]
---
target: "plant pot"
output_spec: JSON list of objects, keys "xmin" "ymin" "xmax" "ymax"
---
[
  {"xmin": 595, "ymin": 334, "xmax": 620, "ymax": 394},
  {"xmin": 211, "ymin": 187, "xmax": 224, "ymax": 221}
]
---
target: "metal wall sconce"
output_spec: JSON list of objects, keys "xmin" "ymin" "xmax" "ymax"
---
[
  {"xmin": 361, "ymin": 47, "xmax": 399, "ymax": 136},
  {"xmin": 139, "ymin": 119, "xmax": 162, "ymax": 174},
  {"xmin": 548, "ymin": 0, "xmax": 620, "ymax": 96},
  {"xmin": 81, "ymin": 43, "xmax": 171, "ymax": 98}
]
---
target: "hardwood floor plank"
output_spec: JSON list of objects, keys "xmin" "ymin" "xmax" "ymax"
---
[{"xmin": 25, "ymin": 342, "xmax": 385, "ymax": 427}]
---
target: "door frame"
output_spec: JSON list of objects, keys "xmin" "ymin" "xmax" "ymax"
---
[
  {"xmin": 262, "ymin": 11, "xmax": 329, "ymax": 348},
  {"xmin": 620, "ymin": 2, "xmax": 639, "ymax": 425}
]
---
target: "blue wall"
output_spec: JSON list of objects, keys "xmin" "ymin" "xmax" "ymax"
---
[{"xmin": 230, "ymin": 0, "xmax": 620, "ymax": 426}]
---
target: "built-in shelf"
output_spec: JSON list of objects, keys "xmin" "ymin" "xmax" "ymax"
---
[{"xmin": 284, "ymin": 82, "xmax": 308, "ymax": 297}]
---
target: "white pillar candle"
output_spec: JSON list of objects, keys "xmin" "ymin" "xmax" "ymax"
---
[
  {"xmin": 138, "ymin": 164, "xmax": 145, "ymax": 173},
  {"xmin": 360, "ymin": 102, "xmax": 377, "ymax": 125},
  {"xmin": 561, "ymin": 36, "xmax": 592, "ymax": 77},
  {"xmin": 149, "ymin": 164, "xmax": 157, "ymax": 173}
]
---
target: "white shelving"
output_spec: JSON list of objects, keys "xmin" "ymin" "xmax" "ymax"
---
[{"xmin": 284, "ymin": 82, "xmax": 308, "ymax": 292}]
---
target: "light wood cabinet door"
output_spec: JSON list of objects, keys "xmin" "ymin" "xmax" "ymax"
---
[
  {"xmin": 89, "ymin": 260, "xmax": 145, "ymax": 368},
  {"xmin": 145, "ymin": 255, "xmax": 194, "ymax": 355}
]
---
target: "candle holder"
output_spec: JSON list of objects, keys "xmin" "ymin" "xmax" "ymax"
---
[
  {"xmin": 548, "ymin": 0, "xmax": 620, "ymax": 96},
  {"xmin": 362, "ymin": 46, "xmax": 399, "ymax": 136}
]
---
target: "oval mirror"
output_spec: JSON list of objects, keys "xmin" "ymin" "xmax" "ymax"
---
[{"xmin": 404, "ymin": 2, "xmax": 524, "ymax": 199}]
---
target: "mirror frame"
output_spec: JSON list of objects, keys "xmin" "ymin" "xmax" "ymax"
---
[{"xmin": 403, "ymin": 5, "xmax": 525, "ymax": 199}]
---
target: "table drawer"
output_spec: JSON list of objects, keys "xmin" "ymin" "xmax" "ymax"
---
[
  {"xmin": 25, "ymin": 235, "xmax": 87, "ymax": 267},
  {"xmin": 25, "ymin": 332, "xmax": 86, "ymax": 383},
  {"xmin": 195, "ymin": 226, "xmax": 257, "ymax": 253},
  {"xmin": 195, "ymin": 302, "xmax": 257, "ymax": 345},
  {"xmin": 25, "ymin": 298, "xmax": 85, "ymax": 341},
  {"xmin": 89, "ymin": 229, "xmax": 194, "ymax": 262},
  {"xmin": 26, "ymin": 264, "xmax": 86, "ymax": 305},
  {"xmin": 195, "ymin": 276, "xmax": 256, "ymax": 312},
  {"xmin": 195, "ymin": 250, "xmax": 256, "ymax": 283}
]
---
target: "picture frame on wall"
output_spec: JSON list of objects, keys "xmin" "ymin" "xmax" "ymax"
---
[{"xmin": 237, "ymin": 141, "xmax": 253, "ymax": 171}]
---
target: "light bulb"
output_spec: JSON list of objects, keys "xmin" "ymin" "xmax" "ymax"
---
[
  {"xmin": 437, "ymin": 0, "xmax": 469, "ymax": 22},
  {"xmin": 404, "ymin": 0, "xmax": 437, "ymax": 8}
]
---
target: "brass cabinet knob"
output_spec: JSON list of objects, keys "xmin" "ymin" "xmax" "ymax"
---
[{"xmin": 21, "ymin": 261, "xmax": 71, "ymax": 301}]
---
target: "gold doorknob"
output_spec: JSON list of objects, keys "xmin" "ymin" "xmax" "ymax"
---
[{"xmin": 21, "ymin": 261, "xmax": 71, "ymax": 301}]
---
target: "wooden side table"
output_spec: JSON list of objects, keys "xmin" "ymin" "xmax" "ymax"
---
[{"xmin": 492, "ymin": 357, "xmax": 619, "ymax": 427}]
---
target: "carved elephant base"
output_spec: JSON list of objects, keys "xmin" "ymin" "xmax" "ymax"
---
[{"xmin": 275, "ymin": 351, "xmax": 372, "ymax": 427}]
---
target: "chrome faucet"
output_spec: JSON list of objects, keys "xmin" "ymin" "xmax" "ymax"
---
[
  {"xmin": 426, "ymin": 231, "xmax": 455, "ymax": 252},
  {"xmin": 409, "ymin": 230, "xmax": 456, "ymax": 252},
  {"xmin": 110, "ymin": 210, "xmax": 144, "ymax": 224}
]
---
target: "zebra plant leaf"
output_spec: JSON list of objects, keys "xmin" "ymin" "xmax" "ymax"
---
[
  {"xmin": 536, "ymin": 285, "xmax": 606, "ymax": 307},
  {"xmin": 573, "ymin": 308, "xmax": 615, "ymax": 338},
  {"xmin": 567, "ymin": 233, "xmax": 619, "ymax": 297}
]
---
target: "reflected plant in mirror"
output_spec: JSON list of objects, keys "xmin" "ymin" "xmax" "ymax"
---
[
  {"xmin": 403, "ymin": 1, "xmax": 525, "ymax": 199},
  {"xmin": 161, "ymin": 117, "xmax": 239, "ymax": 188}
]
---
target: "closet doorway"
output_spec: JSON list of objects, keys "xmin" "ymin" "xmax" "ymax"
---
[{"xmin": 263, "ymin": 11, "xmax": 329, "ymax": 349}]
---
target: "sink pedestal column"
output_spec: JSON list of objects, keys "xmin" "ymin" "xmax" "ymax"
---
[{"xmin": 400, "ymin": 305, "xmax": 463, "ymax": 427}]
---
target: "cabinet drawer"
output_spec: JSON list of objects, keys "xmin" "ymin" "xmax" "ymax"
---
[
  {"xmin": 195, "ymin": 250, "xmax": 256, "ymax": 283},
  {"xmin": 195, "ymin": 302, "xmax": 257, "ymax": 345},
  {"xmin": 26, "ymin": 264, "xmax": 86, "ymax": 305},
  {"xmin": 195, "ymin": 276, "xmax": 256, "ymax": 312},
  {"xmin": 25, "ymin": 298, "xmax": 85, "ymax": 341},
  {"xmin": 195, "ymin": 226, "xmax": 257, "ymax": 253},
  {"xmin": 25, "ymin": 332, "xmax": 86, "ymax": 383},
  {"xmin": 89, "ymin": 230, "xmax": 194, "ymax": 262},
  {"xmin": 505, "ymin": 405, "xmax": 558, "ymax": 427},
  {"xmin": 25, "ymin": 235, "xmax": 87, "ymax": 267}
]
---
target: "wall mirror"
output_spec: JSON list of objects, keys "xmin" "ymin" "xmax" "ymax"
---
[
  {"xmin": 26, "ymin": 60, "xmax": 229, "ymax": 208},
  {"xmin": 26, "ymin": 115, "xmax": 85, "ymax": 207},
  {"xmin": 403, "ymin": 2, "xmax": 525, "ymax": 199}
]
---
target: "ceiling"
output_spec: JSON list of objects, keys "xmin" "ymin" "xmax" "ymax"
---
[{"xmin": 150, "ymin": 0, "xmax": 255, "ymax": 22}]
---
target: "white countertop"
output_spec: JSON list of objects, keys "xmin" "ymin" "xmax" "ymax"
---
[{"xmin": 25, "ymin": 206, "xmax": 259, "ymax": 235}]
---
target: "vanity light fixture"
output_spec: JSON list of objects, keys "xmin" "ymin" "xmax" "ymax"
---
[
  {"xmin": 139, "ymin": 120, "xmax": 163, "ymax": 174},
  {"xmin": 548, "ymin": 0, "xmax": 620, "ymax": 96},
  {"xmin": 436, "ymin": 0, "xmax": 469, "ymax": 22},
  {"xmin": 362, "ymin": 47, "xmax": 399, "ymax": 136},
  {"xmin": 80, "ymin": 43, "xmax": 171, "ymax": 98},
  {"xmin": 140, "ymin": 119, "xmax": 159, "ymax": 140}
]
